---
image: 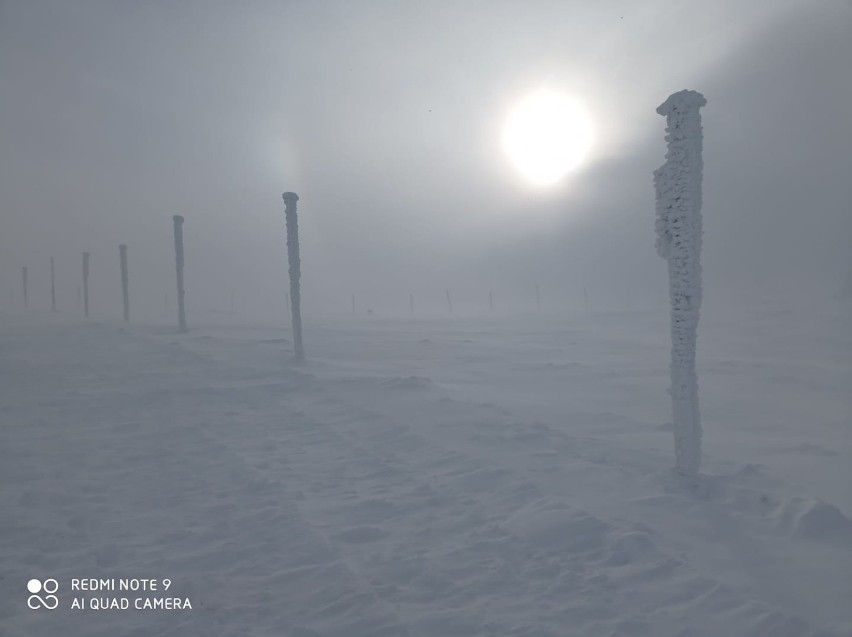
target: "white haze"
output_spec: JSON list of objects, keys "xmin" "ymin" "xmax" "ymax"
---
[
  {"xmin": 1, "ymin": 0, "xmax": 850, "ymax": 323},
  {"xmin": 2, "ymin": 3, "xmax": 852, "ymax": 635}
]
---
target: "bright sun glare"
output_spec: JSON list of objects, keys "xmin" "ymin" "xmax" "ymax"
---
[{"xmin": 502, "ymin": 91, "xmax": 595, "ymax": 186}]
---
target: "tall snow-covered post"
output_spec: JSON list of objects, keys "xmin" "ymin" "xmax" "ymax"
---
[
  {"xmin": 22, "ymin": 266, "xmax": 28, "ymax": 308},
  {"xmin": 654, "ymin": 89, "xmax": 707, "ymax": 476},
  {"xmin": 173, "ymin": 215, "xmax": 187, "ymax": 333},
  {"xmin": 282, "ymin": 192, "xmax": 305, "ymax": 362},
  {"xmin": 50, "ymin": 257, "xmax": 56, "ymax": 312},
  {"xmin": 119, "ymin": 244, "xmax": 130, "ymax": 323},
  {"xmin": 82, "ymin": 252, "xmax": 90, "ymax": 318}
]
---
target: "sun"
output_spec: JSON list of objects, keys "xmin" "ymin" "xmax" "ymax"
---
[{"xmin": 502, "ymin": 91, "xmax": 595, "ymax": 186}]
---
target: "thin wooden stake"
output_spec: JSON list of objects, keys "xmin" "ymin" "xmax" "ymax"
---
[
  {"xmin": 50, "ymin": 257, "xmax": 56, "ymax": 312},
  {"xmin": 119, "ymin": 244, "xmax": 130, "ymax": 322}
]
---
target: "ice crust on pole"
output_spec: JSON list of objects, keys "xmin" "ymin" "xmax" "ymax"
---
[{"xmin": 654, "ymin": 89, "xmax": 707, "ymax": 476}]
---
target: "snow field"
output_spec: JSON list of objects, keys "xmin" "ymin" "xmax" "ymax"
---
[{"xmin": 1, "ymin": 305, "xmax": 850, "ymax": 636}]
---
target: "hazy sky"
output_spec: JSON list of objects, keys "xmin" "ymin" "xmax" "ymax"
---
[{"xmin": 2, "ymin": 0, "xmax": 850, "ymax": 321}]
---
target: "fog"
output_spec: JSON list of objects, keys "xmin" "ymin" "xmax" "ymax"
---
[{"xmin": 2, "ymin": 0, "xmax": 850, "ymax": 322}]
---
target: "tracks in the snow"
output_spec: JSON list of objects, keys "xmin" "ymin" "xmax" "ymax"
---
[
  {"xmin": 142, "ymin": 326, "xmax": 834, "ymax": 636},
  {"xmin": 202, "ymin": 373, "xmax": 793, "ymax": 637}
]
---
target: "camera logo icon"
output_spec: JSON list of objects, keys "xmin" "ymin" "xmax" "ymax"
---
[{"xmin": 27, "ymin": 579, "xmax": 59, "ymax": 610}]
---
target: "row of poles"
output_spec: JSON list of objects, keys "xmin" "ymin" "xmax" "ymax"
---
[
  {"xmin": 19, "ymin": 216, "xmax": 188, "ymax": 331},
  {"xmin": 18, "ymin": 185, "xmax": 586, "ymax": 363},
  {"xmin": 22, "ymin": 260, "xmax": 581, "ymax": 320},
  {"xmin": 21, "ymin": 250, "xmax": 125, "ymax": 320},
  {"xmin": 14, "ymin": 195, "xmax": 304, "ymax": 360},
  {"xmin": 350, "ymin": 284, "xmax": 557, "ymax": 315},
  {"xmin": 12, "ymin": 90, "xmax": 707, "ymax": 476}
]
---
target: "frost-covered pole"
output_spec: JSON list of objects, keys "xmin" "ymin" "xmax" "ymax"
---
[
  {"xmin": 82, "ymin": 252, "xmax": 90, "ymax": 318},
  {"xmin": 50, "ymin": 257, "xmax": 56, "ymax": 312},
  {"xmin": 654, "ymin": 89, "xmax": 707, "ymax": 476},
  {"xmin": 172, "ymin": 215, "xmax": 187, "ymax": 332},
  {"xmin": 489, "ymin": 290, "xmax": 493, "ymax": 311},
  {"xmin": 446, "ymin": 289, "xmax": 452, "ymax": 314},
  {"xmin": 410, "ymin": 293, "xmax": 414, "ymax": 315},
  {"xmin": 119, "ymin": 244, "xmax": 130, "ymax": 323},
  {"xmin": 536, "ymin": 284, "xmax": 541, "ymax": 311},
  {"xmin": 282, "ymin": 192, "xmax": 305, "ymax": 362},
  {"xmin": 22, "ymin": 266, "xmax": 28, "ymax": 308},
  {"xmin": 351, "ymin": 293, "xmax": 356, "ymax": 315}
]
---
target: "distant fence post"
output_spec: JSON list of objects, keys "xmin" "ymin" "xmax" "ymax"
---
[
  {"xmin": 50, "ymin": 257, "xmax": 56, "ymax": 312},
  {"xmin": 83, "ymin": 252, "xmax": 90, "ymax": 317},
  {"xmin": 119, "ymin": 244, "xmax": 130, "ymax": 323},
  {"xmin": 172, "ymin": 215, "xmax": 188, "ymax": 333},
  {"xmin": 282, "ymin": 192, "xmax": 305, "ymax": 362},
  {"xmin": 22, "ymin": 266, "xmax": 28, "ymax": 309}
]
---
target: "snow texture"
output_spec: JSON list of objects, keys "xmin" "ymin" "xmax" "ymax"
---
[
  {"xmin": 2, "ymin": 306, "xmax": 850, "ymax": 636},
  {"xmin": 283, "ymin": 192, "xmax": 305, "ymax": 362},
  {"xmin": 654, "ymin": 89, "xmax": 707, "ymax": 476}
]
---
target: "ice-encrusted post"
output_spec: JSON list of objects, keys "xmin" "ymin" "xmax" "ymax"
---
[
  {"xmin": 654, "ymin": 89, "xmax": 707, "ymax": 476},
  {"xmin": 82, "ymin": 252, "xmax": 90, "ymax": 318},
  {"xmin": 282, "ymin": 192, "xmax": 305, "ymax": 362},
  {"xmin": 536, "ymin": 284, "xmax": 541, "ymax": 311},
  {"xmin": 489, "ymin": 290, "xmax": 493, "ymax": 311},
  {"xmin": 50, "ymin": 257, "xmax": 56, "ymax": 312},
  {"xmin": 446, "ymin": 289, "xmax": 453, "ymax": 314},
  {"xmin": 119, "ymin": 244, "xmax": 130, "ymax": 323},
  {"xmin": 172, "ymin": 215, "xmax": 187, "ymax": 333},
  {"xmin": 410, "ymin": 293, "xmax": 414, "ymax": 315},
  {"xmin": 351, "ymin": 293, "xmax": 356, "ymax": 315},
  {"xmin": 22, "ymin": 266, "xmax": 28, "ymax": 309}
]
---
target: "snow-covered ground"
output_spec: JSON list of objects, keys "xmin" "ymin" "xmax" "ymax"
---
[{"xmin": 1, "ymin": 303, "xmax": 850, "ymax": 636}]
